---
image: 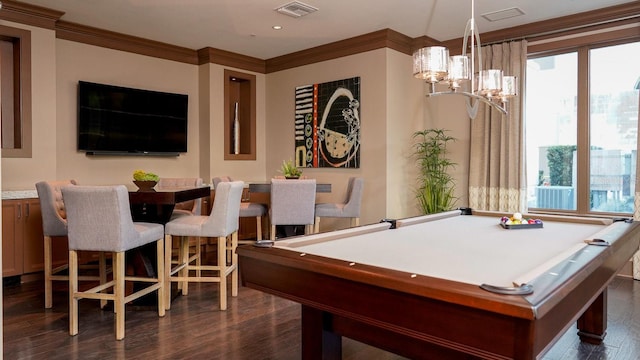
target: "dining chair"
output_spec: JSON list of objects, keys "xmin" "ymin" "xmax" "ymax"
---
[
  {"xmin": 314, "ymin": 177, "xmax": 364, "ymax": 233},
  {"xmin": 214, "ymin": 175, "xmax": 267, "ymax": 239},
  {"xmin": 36, "ymin": 180, "xmax": 108, "ymax": 309},
  {"xmin": 163, "ymin": 181, "xmax": 244, "ymax": 310},
  {"xmin": 62, "ymin": 185, "xmax": 165, "ymax": 340},
  {"xmin": 157, "ymin": 177, "xmax": 204, "ymax": 217},
  {"xmin": 270, "ymin": 178, "xmax": 317, "ymax": 240}
]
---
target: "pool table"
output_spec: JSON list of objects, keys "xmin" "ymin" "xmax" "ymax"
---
[{"xmin": 237, "ymin": 210, "xmax": 640, "ymax": 360}]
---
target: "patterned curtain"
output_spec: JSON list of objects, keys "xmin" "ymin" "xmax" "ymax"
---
[{"xmin": 468, "ymin": 41, "xmax": 527, "ymax": 212}]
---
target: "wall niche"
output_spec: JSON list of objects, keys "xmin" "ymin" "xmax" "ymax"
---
[{"xmin": 224, "ymin": 69, "xmax": 256, "ymax": 160}]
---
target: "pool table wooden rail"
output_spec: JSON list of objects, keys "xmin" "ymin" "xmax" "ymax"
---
[{"xmin": 238, "ymin": 213, "xmax": 640, "ymax": 359}]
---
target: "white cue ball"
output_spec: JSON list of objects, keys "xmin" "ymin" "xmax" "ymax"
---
[{"xmin": 513, "ymin": 212, "xmax": 522, "ymax": 220}]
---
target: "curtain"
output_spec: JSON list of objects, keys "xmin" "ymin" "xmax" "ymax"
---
[
  {"xmin": 634, "ymin": 85, "xmax": 640, "ymax": 279},
  {"xmin": 468, "ymin": 40, "xmax": 527, "ymax": 212}
]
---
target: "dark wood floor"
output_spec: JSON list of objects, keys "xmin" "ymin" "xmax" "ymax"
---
[{"xmin": 3, "ymin": 272, "xmax": 640, "ymax": 359}]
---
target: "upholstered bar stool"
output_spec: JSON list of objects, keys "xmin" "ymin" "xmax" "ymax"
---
[
  {"xmin": 36, "ymin": 180, "xmax": 108, "ymax": 309},
  {"xmin": 213, "ymin": 176, "xmax": 267, "ymax": 241},
  {"xmin": 314, "ymin": 177, "xmax": 364, "ymax": 233},
  {"xmin": 157, "ymin": 177, "xmax": 204, "ymax": 217},
  {"xmin": 62, "ymin": 185, "xmax": 165, "ymax": 340},
  {"xmin": 213, "ymin": 176, "xmax": 267, "ymax": 262},
  {"xmin": 157, "ymin": 177, "xmax": 204, "ymax": 277},
  {"xmin": 270, "ymin": 178, "xmax": 317, "ymax": 240},
  {"xmin": 164, "ymin": 181, "xmax": 243, "ymax": 311}
]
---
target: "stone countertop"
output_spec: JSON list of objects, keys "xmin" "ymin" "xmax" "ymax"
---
[{"xmin": 2, "ymin": 190, "xmax": 38, "ymax": 200}]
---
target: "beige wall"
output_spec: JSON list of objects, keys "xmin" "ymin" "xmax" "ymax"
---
[
  {"xmin": 423, "ymin": 92, "xmax": 472, "ymax": 208},
  {"xmin": 54, "ymin": 39, "xmax": 201, "ymax": 186},
  {"xmin": 385, "ymin": 50, "xmax": 426, "ymax": 219},
  {"xmin": 265, "ymin": 48, "xmax": 433, "ymax": 229},
  {"xmin": 202, "ymin": 63, "xmax": 268, "ymax": 184},
  {"xmin": 1, "ymin": 22, "xmax": 57, "ymax": 190}
]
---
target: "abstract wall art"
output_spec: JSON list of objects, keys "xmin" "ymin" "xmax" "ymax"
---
[{"xmin": 294, "ymin": 77, "xmax": 361, "ymax": 168}]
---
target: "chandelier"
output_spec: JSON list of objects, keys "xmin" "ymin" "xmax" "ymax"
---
[{"xmin": 413, "ymin": 0, "xmax": 517, "ymax": 117}]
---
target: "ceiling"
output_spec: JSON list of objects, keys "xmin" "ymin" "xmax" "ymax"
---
[{"xmin": 12, "ymin": 0, "xmax": 637, "ymax": 59}]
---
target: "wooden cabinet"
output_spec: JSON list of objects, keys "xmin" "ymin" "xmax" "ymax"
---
[
  {"xmin": 21, "ymin": 199, "xmax": 46, "ymax": 273},
  {"xmin": 3, "ymin": 199, "xmax": 46, "ymax": 276},
  {"xmin": 2, "ymin": 198, "xmax": 68, "ymax": 277},
  {"xmin": 2, "ymin": 200, "xmax": 25, "ymax": 277}
]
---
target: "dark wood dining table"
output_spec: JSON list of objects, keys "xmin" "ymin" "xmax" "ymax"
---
[{"xmin": 128, "ymin": 186, "xmax": 211, "ymax": 224}]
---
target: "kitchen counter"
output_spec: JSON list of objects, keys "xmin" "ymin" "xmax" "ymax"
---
[{"xmin": 2, "ymin": 190, "xmax": 38, "ymax": 200}]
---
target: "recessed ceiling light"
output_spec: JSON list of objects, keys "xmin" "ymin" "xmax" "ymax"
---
[{"xmin": 273, "ymin": 25, "xmax": 283, "ymax": 30}]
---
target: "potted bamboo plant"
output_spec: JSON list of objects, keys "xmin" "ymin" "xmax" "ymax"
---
[{"xmin": 413, "ymin": 129, "xmax": 457, "ymax": 214}]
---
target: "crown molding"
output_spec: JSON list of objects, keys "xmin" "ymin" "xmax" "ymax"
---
[
  {"xmin": 55, "ymin": 20, "xmax": 199, "ymax": 64},
  {"xmin": 266, "ymin": 29, "xmax": 413, "ymax": 73},
  {"xmin": 0, "ymin": 0, "xmax": 64, "ymax": 30},
  {"xmin": 197, "ymin": 47, "xmax": 265, "ymax": 74}
]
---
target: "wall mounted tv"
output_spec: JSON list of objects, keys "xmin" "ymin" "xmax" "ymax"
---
[{"xmin": 77, "ymin": 81, "xmax": 188, "ymax": 156}]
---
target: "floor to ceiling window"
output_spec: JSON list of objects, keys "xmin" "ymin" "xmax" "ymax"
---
[{"xmin": 525, "ymin": 40, "xmax": 640, "ymax": 215}]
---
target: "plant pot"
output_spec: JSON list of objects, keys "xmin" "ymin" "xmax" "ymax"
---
[
  {"xmin": 284, "ymin": 176, "xmax": 300, "ymax": 180},
  {"xmin": 133, "ymin": 180, "xmax": 157, "ymax": 192}
]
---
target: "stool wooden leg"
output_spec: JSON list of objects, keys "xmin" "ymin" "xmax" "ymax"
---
[
  {"xmin": 314, "ymin": 217, "xmax": 320, "ymax": 234},
  {"xmin": 271, "ymin": 225, "xmax": 276, "ymax": 241},
  {"xmin": 231, "ymin": 231, "xmax": 238, "ymax": 297},
  {"xmin": 164, "ymin": 234, "xmax": 172, "ymax": 310},
  {"xmin": 256, "ymin": 216, "xmax": 262, "ymax": 241},
  {"xmin": 195, "ymin": 236, "xmax": 202, "ymax": 278},
  {"xmin": 218, "ymin": 235, "xmax": 227, "ymax": 310},
  {"xmin": 180, "ymin": 236, "xmax": 190, "ymax": 296},
  {"xmin": 156, "ymin": 238, "xmax": 165, "ymax": 317},
  {"xmin": 115, "ymin": 252, "xmax": 125, "ymax": 340},
  {"xmin": 69, "ymin": 250, "xmax": 79, "ymax": 336},
  {"xmin": 99, "ymin": 252, "xmax": 107, "ymax": 309},
  {"xmin": 44, "ymin": 236, "xmax": 54, "ymax": 309}
]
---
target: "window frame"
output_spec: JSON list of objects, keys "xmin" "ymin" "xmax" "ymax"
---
[{"xmin": 526, "ymin": 35, "xmax": 640, "ymax": 217}]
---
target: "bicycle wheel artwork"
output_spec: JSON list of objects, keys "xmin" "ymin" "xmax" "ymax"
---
[{"xmin": 294, "ymin": 77, "xmax": 361, "ymax": 169}]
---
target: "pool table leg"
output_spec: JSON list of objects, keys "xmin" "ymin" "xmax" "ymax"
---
[
  {"xmin": 301, "ymin": 305, "xmax": 342, "ymax": 360},
  {"xmin": 577, "ymin": 290, "xmax": 607, "ymax": 344}
]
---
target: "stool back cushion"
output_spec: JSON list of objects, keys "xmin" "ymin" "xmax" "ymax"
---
[
  {"xmin": 36, "ymin": 180, "xmax": 77, "ymax": 236},
  {"xmin": 270, "ymin": 179, "xmax": 316, "ymax": 225},
  {"xmin": 204, "ymin": 181, "xmax": 243, "ymax": 235},
  {"xmin": 343, "ymin": 177, "xmax": 364, "ymax": 216},
  {"xmin": 157, "ymin": 177, "xmax": 204, "ymax": 215},
  {"xmin": 63, "ymin": 185, "xmax": 150, "ymax": 252},
  {"xmin": 212, "ymin": 176, "xmax": 233, "ymax": 189}
]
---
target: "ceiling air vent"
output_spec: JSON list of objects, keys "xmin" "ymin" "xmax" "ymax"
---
[
  {"xmin": 481, "ymin": 7, "xmax": 525, "ymax": 22},
  {"xmin": 275, "ymin": 1, "xmax": 318, "ymax": 18}
]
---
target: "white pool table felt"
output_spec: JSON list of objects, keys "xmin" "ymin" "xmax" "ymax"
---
[{"xmin": 275, "ymin": 215, "xmax": 613, "ymax": 288}]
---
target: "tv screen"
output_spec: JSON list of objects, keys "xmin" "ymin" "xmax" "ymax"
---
[{"xmin": 77, "ymin": 81, "xmax": 188, "ymax": 155}]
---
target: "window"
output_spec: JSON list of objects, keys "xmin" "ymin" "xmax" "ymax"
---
[
  {"xmin": 525, "ymin": 41, "xmax": 640, "ymax": 215},
  {"xmin": 0, "ymin": 25, "xmax": 32, "ymax": 158}
]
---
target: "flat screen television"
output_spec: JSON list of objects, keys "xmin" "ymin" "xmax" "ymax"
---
[{"xmin": 77, "ymin": 81, "xmax": 188, "ymax": 156}]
